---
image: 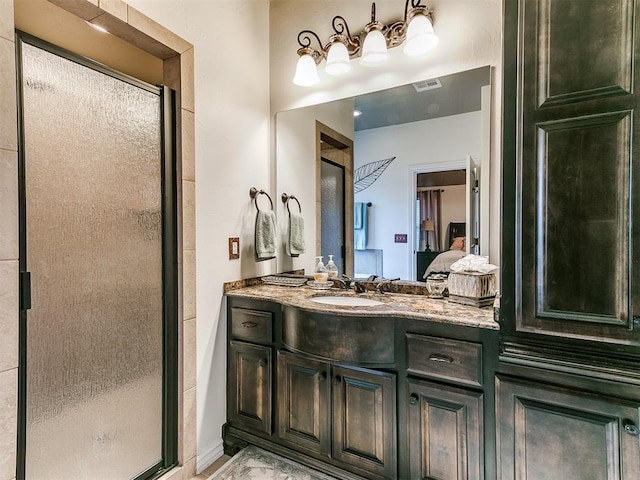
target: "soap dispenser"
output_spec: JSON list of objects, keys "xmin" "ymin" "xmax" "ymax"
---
[
  {"xmin": 326, "ymin": 255, "xmax": 338, "ymax": 279},
  {"xmin": 314, "ymin": 256, "xmax": 328, "ymax": 283}
]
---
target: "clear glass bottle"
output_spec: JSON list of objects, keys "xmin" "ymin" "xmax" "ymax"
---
[
  {"xmin": 314, "ymin": 256, "xmax": 328, "ymax": 283},
  {"xmin": 326, "ymin": 255, "xmax": 338, "ymax": 279}
]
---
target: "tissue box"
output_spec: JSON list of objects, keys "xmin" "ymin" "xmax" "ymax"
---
[{"xmin": 447, "ymin": 272, "xmax": 496, "ymax": 307}]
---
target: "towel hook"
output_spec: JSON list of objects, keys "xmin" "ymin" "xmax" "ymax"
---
[
  {"xmin": 249, "ymin": 187, "xmax": 274, "ymax": 212},
  {"xmin": 281, "ymin": 193, "xmax": 302, "ymax": 214}
]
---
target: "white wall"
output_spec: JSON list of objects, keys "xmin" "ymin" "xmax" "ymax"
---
[
  {"xmin": 270, "ymin": 0, "xmax": 503, "ymax": 266},
  {"xmin": 354, "ymin": 112, "xmax": 481, "ymax": 279},
  {"xmin": 276, "ymin": 98, "xmax": 354, "ymax": 274},
  {"xmin": 126, "ymin": 0, "xmax": 271, "ymax": 470}
]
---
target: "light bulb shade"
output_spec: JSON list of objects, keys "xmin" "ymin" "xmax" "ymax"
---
[
  {"xmin": 293, "ymin": 53, "xmax": 320, "ymax": 86},
  {"xmin": 403, "ymin": 14, "xmax": 439, "ymax": 56},
  {"xmin": 360, "ymin": 29, "xmax": 388, "ymax": 65},
  {"xmin": 326, "ymin": 41, "xmax": 351, "ymax": 76}
]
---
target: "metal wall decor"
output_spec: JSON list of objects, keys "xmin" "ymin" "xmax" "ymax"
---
[{"xmin": 354, "ymin": 156, "xmax": 396, "ymax": 193}]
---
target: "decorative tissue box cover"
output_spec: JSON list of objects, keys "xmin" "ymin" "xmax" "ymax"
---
[{"xmin": 448, "ymin": 272, "xmax": 496, "ymax": 307}]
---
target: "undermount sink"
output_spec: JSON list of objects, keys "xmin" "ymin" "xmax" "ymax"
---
[{"xmin": 310, "ymin": 296, "xmax": 384, "ymax": 307}]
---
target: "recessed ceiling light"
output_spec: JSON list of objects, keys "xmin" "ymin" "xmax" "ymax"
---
[{"xmin": 353, "ymin": 110, "xmax": 362, "ymax": 117}]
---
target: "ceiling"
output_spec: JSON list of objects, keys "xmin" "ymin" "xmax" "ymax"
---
[{"xmin": 354, "ymin": 66, "xmax": 491, "ymax": 131}]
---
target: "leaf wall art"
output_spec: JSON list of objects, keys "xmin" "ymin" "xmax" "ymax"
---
[{"xmin": 353, "ymin": 156, "xmax": 396, "ymax": 193}]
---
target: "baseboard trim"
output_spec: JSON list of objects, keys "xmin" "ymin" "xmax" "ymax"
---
[{"xmin": 197, "ymin": 440, "xmax": 225, "ymax": 474}]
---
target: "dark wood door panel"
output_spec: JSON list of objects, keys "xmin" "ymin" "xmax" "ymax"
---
[
  {"xmin": 512, "ymin": 0, "xmax": 640, "ymax": 348},
  {"xmin": 228, "ymin": 341, "xmax": 272, "ymax": 434},
  {"xmin": 276, "ymin": 351, "xmax": 330, "ymax": 456},
  {"xmin": 496, "ymin": 375, "xmax": 640, "ymax": 480},
  {"xmin": 332, "ymin": 365, "xmax": 397, "ymax": 479},
  {"xmin": 518, "ymin": 110, "xmax": 638, "ymax": 344},
  {"xmin": 407, "ymin": 379, "xmax": 484, "ymax": 480},
  {"xmin": 527, "ymin": 0, "xmax": 635, "ymax": 107}
]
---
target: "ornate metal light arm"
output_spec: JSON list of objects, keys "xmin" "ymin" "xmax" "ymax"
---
[
  {"xmin": 293, "ymin": 1, "xmax": 438, "ymax": 86},
  {"xmin": 296, "ymin": 30, "xmax": 327, "ymax": 64},
  {"xmin": 329, "ymin": 15, "xmax": 362, "ymax": 59}
]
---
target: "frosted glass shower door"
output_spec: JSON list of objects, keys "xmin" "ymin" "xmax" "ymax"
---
[{"xmin": 19, "ymin": 39, "xmax": 170, "ymax": 480}]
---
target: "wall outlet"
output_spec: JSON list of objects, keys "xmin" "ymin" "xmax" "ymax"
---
[
  {"xmin": 394, "ymin": 234, "xmax": 407, "ymax": 243},
  {"xmin": 229, "ymin": 237, "xmax": 239, "ymax": 259}
]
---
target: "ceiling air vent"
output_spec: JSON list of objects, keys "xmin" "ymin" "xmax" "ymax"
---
[{"xmin": 412, "ymin": 78, "xmax": 442, "ymax": 92}]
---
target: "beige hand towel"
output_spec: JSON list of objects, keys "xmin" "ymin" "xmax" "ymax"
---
[
  {"xmin": 288, "ymin": 212, "xmax": 305, "ymax": 256},
  {"xmin": 255, "ymin": 210, "xmax": 276, "ymax": 260}
]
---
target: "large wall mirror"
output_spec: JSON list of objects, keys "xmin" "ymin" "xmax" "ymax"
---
[{"xmin": 276, "ymin": 66, "xmax": 492, "ymax": 282}]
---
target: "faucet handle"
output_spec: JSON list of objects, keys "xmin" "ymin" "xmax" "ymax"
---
[{"xmin": 375, "ymin": 277, "xmax": 400, "ymax": 294}]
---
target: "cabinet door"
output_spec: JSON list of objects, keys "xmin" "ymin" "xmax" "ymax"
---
[
  {"xmin": 228, "ymin": 340, "xmax": 272, "ymax": 434},
  {"xmin": 276, "ymin": 351, "xmax": 331, "ymax": 457},
  {"xmin": 332, "ymin": 365, "xmax": 397, "ymax": 479},
  {"xmin": 503, "ymin": 0, "xmax": 640, "ymax": 346},
  {"xmin": 407, "ymin": 379, "xmax": 483, "ymax": 480},
  {"xmin": 496, "ymin": 375, "xmax": 640, "ymax": 480}
]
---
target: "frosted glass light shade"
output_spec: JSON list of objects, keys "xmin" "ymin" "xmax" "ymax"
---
[
  {"xmin": 326, "ymin": 42, "xmax": 351, "ymax": 75},
  {"xmin": 360, "ymin": 29, "xmax": 388, "ymax": 65},
  {"xmin": 403, "ymin": 14, "xmax": 439, "ymax": 56},
  {"xmin": 293, "ymin": 53, "xmax": 320, "ymax": 86}
]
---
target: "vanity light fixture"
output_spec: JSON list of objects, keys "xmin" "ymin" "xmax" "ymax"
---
[{"xmin": 293, "ymin": 0, "xmax": 438, "ymax": 87}]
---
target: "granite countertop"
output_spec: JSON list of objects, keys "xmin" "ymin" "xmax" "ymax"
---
[{"xmin": 225, "ymin": 283, "xmax": 499, "ymax": 330}]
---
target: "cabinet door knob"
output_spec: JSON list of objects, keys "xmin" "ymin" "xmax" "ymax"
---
[
  {"xmin": 409, "ymin": 393, "xmax": 420, "ymax": 405},
  {"xmin": 241, "ymin": 321, "xmax": 258, "ymax": 328},
  {"xmin": 258, "ymin": 358, "xmax": 268, "ymax": 367},
  {"xmin": 332, "ymin": 375, "xmax": 342, "ymax": 385},
  {"xmin": 623, "ymin": 419, "xmax": 639, "ymax": 437},
  {"xmin": 429, "ymin": 353, "xmax": 455, "ymax": 364},
  {"xmin": 318, "ymin": 371, "xmax": 327, "ymax": 381}
]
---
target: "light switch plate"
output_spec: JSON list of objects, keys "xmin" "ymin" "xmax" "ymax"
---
[
  {"xmin": 229, "ymin": 237, "xmax": 239, "ymax": 259},
  {"xmin": 394, "ymin": 234, "xmax": 407, "ymax": 243}
]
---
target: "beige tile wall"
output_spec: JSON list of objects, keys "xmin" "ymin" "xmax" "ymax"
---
[{"xmin": 0, "ymin": 1, "xmax": 196, "ymax": 479}]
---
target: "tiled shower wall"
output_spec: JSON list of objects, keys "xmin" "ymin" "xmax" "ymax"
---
[{"xmin": 0, "ymin": 1, "xmax": 197, "ymax": 479}]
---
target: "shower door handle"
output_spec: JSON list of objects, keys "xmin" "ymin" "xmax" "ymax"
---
[{"xmin": 20, "ymin": 271, "xmax": 31, "ymax": 311}]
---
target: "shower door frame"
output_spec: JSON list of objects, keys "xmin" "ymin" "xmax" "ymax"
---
[{"xmin": 15, "ymin": 31, "xmax": 179, "ymax": 480}]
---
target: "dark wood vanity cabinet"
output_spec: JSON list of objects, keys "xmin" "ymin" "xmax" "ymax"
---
[
  {"xmin": 331, "ymin": 364, "xmax": 397, "ymax": 479},
  {"xmin": 405, "ymin": 332, "xmax": 488, "ymax": 480},
  {"xmin": 496, "ymin": 374, "xmax": 640, "ymax": 480},
  {"xmin": 500, "ymin": 1, "xmax": 640, "ymax": 478},
  {"xmin": 228, "ymin": 341, "xmax": 272, "ymax": 434},
  {"xmin": 276, "ymin": 351, "xmax": 330, "ymax": 457},
  {"xmin": 407, "ymin": 379, "xmax": 483, "ymax": 480},
  {"xmin": 225, "ymin": 296, "xmax": 498, "ymax": 480},
  {"xmin": 226, "ymin": 301, "xmax": 278, "ymax": 439},
  {"xmin": 277, "ymin": 351, "xmax": 397, "ymax": 479}
]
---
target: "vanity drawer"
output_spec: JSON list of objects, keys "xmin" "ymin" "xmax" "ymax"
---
[
  {"xmin": 230, "ymin": 307, "xmax": 273, "ymax": 344},
  {"xmin": 406, "ymin": 334, "xmax": 483, "ymax": 387}
]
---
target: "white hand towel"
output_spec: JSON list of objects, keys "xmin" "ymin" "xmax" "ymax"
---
[
  {"xmin": 288, "ymin": 212, "xmax": 305, "ymax": 256},
  {"xmin": 255, "ymin": 210, "xmax": 277, "ymax": 260}
]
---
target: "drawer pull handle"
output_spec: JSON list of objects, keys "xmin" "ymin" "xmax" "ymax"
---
[
  {"xmin": 258, "ymin": 358, "xmax": 268, "ymax": 367},
  {"xmin": 429, "ymin": 353, "xmax": 454, "ymax": 364},
  {"xmin": 409, "ymin": 393, "xmax": 419, "ymax": 405},
  {"xmin": 623, "ymin": 419, "xmax": 639, "ymax": 437},
  {"xmin": 241, "ymin": 321, "xmax": 258, "ymax": 328}
]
